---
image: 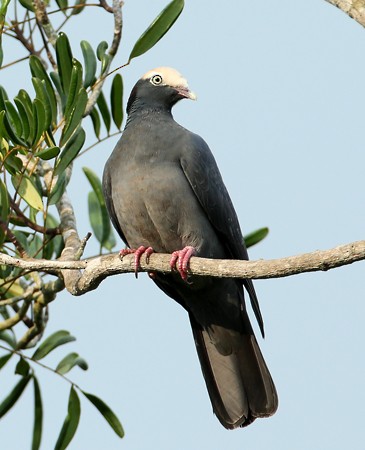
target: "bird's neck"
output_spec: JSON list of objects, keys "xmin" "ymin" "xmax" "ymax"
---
[{"xmin": 125, "ymin": 102, "xmax": 174, "ymax": 128}]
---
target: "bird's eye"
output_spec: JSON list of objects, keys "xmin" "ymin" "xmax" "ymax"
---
[{"xmin": 150, "ymin": 74, "xmax": 163, "ymax": 86}]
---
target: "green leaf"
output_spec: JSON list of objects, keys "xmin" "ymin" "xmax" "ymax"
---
[
  {"xmin": 55, "ymin": 127, "xmax": 85, "ymax": 176},
  {"xmin": 12, "ymin": 230, "xmax": 30, "ymax": 254},
  {"xmin": 50, "ymin": 72, "xmax": 66, "ymax": 112},
  {"xmin": 56, "ymin": 0, "xmax": 68, "ymax": 11},
  {"xmin": 103, "ymin": 227, "xmax": 116, "ymax": 251},
  {"xmin": 56, "ymin": 33, "xmax": 74, "ymax": 94},
  {"xmin": 41, "ymin": 234, "xmax": 54, "ymax": 260},
  {"xmin": 28, "ymin": 234, "xmax": 43, "ymax": 259},
  {"xmin": 0, "ymin": 353, "xmax": 12, "ymax": 370},
  {"xmin": 3, "ymin": 150, "xmax": 23, "ymax": 175},
  {"xmin": 0, "ymin": 110, "xmax": 9, "ymax": 142},
  {"xmin": 11, "ymin": 174, "xmax": 43, "ymax": 211},
  {"xmin": 0, "ymin": 330, "xmax": 16, "ymax": 348},
  {"xmin": 14, "ymin": 97, "xmax": 31, "ymax": 142},
  {"xmin": 17, "ymin": 89, "xmax": 33, "ymax": 114},
  {"xmin": 32, "ymin": 330, "xmax": 76, "ymax": 361},
  {"xmin": 2, "ymin": 106, "xmax": 27, "ymax": 147},
  {"xmin": 32, "ymin": 98, "xmax": 46, "ymax": 147},
  {"xmin": 111, "ymin": 73, "xmax": 123, "ymax": 129},
  {"xmin": 96, "ymin": 41, "xmax": 110, "ymax": 75},
  {"xmin": 82, "ymin": 167, "xmax": 104, "ymax": 204},
  {"xmin": 17, "ymin": 89, "xmax": 35, "ymax": 144},
  {"xmin": 0, "ymin": 375, "xmax": 31, "ymax": 418},
  {"xmin": 0, "ymin": 263, "xmax": 12, "ymax": 278},
  {"xmin": 82, "ymin": 391, "xmax": 124, "ymax": 438},
  {"xmin": 15, "ymin": 357, "xmax": 30, "ymax": 376},
  {"xmin": 96, "ymin": 40, "xmax": 107, "ymax": 61},
  {"xmin": 71, "ymin": 0, "xmax": 86, "ymax": 15},
  {"xmin": 244, "ymin": 227, "xmax": 269, "ymax": 248},
  {"xmin": 32, "ymin": 377, "xmax": 43, "ymax": 450},
  {"xmin": 0, "ymin": 37, "xmax": 3, "ymax": 69},
  {"xmin": 5, "ymin": 99, "xmax": 23, "ymax": 137},
  {"xmin": 87, "ymin": 191, "xmax": 104, "ymax": 245},
  {"xmin": 32, "ymin": 78, "xmax": 52, "ymax": 130},
  {"xmin": 64, "ymin": 60, "xmax": 83, "ymax": 118},
  {"xmin": 89, "ymin": 107, "xmax": 101, "ymax": 139},
  {"xmin": 37, "ymin": 146, "xmax": 60, "ymax": 160},
  {"xmin": 48, "ymin": 171, "xmax": 68, "ymax": 205},
  {"xmin": 80, "ymin": 40, "xmax": 96, "ymax": 88},
  {"xmin": 45, "ymin": 214, "xmax": 64, "ymax": 257},
  {"xmin": 60, "ymin": 87, "xmax": 87, "ymax": 147},
  {"xmin": 18, "ymin": 0, "xmax": 34, "ymax": 11},
  {"xmin": 29, "ymin": 56, "xmax": 58, "ymax": 126},
  {"xmin": 83, "ymin": 167, "xmax": 111, "ymax": 246},
  {"xmin": 55, "ymin": 386, "xmax": 81, "ymax": 450},
  {"xmin": 0, "ymin": 85, "xmax": 8, "ymax": 110},
  {"xmin": 0, "ymin": 179, "xmax": 9, "ymax": 246},
  {"xmin": 44, "ymin": 129, "xmax": 57, "ymax": 147},
  {"xmin": 0, "ymin": 306, "xmax": 11, "ymax": 320},
  {"xmin": 97, "ymin": 91, "xmax": 111, "ymax": 133},
  {"xmin": 56, "ymin": 352, "xmax": 88, "ymax": 375},
  {"xmin": 128, "ymin": 0, "xmax": 184, "ymax": 62}
]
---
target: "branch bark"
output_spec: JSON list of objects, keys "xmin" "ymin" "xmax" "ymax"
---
[
  {"xmin": 1, "ymin": 240, "xmax": 364, "ymax": 296},
  {"xmin": 326, "ymin": 0, "xmax": 365, "ymax": 27}
]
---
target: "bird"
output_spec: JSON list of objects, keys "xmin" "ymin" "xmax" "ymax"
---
[{"xmin": 102, "ymin": 67, "xmax": 278, "ymax": 429}]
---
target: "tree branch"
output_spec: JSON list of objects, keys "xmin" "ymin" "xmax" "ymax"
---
[
  {"xmin": 32, "ymin": 0, "xmax": 58, "ymax": 46},
  {"xmin": 1, "ymin": 240, "xmax": 364, "ymax": 296},
  {"xmin": 325, "ymin": 0, "xmax": 365, "ymax": 27},
  {"xmin": 84, "ymin": 0, "xmax": 123, "ymax": 115}
]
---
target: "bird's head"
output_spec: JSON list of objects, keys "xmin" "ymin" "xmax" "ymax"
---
[{"xmin": 126, "ymin": 67, "xmax": 197, "ymax": 115}]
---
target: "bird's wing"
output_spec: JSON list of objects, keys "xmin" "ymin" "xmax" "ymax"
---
[
  {"xmin": 179, "ymin": 132, "xmax": 265, "ymax": 336},
  {"xmin": 180, "ymin": 133, "xmax": 246, "ymax": 259},
  {"xmin": 102, "ymin": 163, "xmax": 130, "ymax": 247}
]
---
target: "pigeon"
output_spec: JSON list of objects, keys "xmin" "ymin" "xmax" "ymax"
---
[{"xmin": 102, "ymin": 67, "xmax": 278, "ymax": 429}]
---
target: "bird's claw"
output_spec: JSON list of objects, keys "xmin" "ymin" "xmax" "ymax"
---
[
  {"xmin": 170, "ymin": 246, "xmax": 196, "ymax": 281},
  {"xmin": 119, "ymin": 246, "xmax": 154, "ymax": 278}
]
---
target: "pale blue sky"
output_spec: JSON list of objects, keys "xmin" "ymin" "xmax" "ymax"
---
[{"xmin": 1, "ymin": 1, "xmax": 365, "ymax": 449}]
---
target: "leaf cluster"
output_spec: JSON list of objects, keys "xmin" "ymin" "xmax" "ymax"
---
[
  {"xmin": 0, "ymin": 330, "xmax": 123, "ymax": 449},
  {"xmin": 0, "ymin": 0, "xmax": 187, "ymax": 446}
]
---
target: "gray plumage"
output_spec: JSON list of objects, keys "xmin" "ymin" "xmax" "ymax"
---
[{"xmin": 102, "ymin": 67, "xmax": 278, "ymax": 428}]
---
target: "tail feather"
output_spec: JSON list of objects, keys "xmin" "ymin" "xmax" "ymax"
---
[{"xmin": 190, "ymin": 316, "xmax": 278, "ymax": 429}]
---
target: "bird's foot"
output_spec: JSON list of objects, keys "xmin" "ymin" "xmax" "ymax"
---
[
  {"xmin": 119, "ymin": 246, "xmax": 154, "ymax": 278},
  {"xmin": 170, "ymin": 246, "xmax": 196, "ymax": 281}
]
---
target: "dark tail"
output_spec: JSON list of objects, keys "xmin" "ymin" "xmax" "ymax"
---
[{"xmin": 190, "ymin": 316, "xmax": 278, "ymax": 429}]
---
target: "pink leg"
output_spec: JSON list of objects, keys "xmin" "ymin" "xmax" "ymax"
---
[
  {"xmin": 119, "ymin": 246, "xmax": 154, "ymax": 278},
  {"xmin": 170, "ymin": 246, "xmax": 196, "ymax": 281}
]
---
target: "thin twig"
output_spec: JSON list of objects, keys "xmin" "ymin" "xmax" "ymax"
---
[
  {"xmin": 77, "ymin": 131, "xmax": 121, "ymax": 157},
  {"xmin": 0, "ymin": 55, "xmax": 30, "ymax": 70},
  {"xmin": 84, "ymin": 0, "xmax": 123, "ymax": 115},
  {"xmin": 0, "ymin": 220, "xmax": 29, "ymax": 257},
  {"xmin": 0, "ymin": 298, "xmax": 32, "ymax": 331},
  {"xmin": 37, "ymin": 19, "xmax": 57, "ymax": 69},
  {"xmin": 99, "ymin": 0, "xmax": 113, "ymax": 13},
  {"xmin": 9, "ymin": 21, "xmax": 38, "ymax": 56},
  {"xmin": 0, "ymin": 343, "xmax": 83, "ymax": 390},
  {"xmin": 9, "ymin": 198, "xmax": 60, "ymax": 236}
]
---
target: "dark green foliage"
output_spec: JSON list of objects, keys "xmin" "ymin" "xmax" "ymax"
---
[
  {"xmin": 244, "ymin": 227, "xmax": 270, "ymax": 248},
  {"xmin": 128, "ymin": 0, "xmax": 185, "ymax": 62}
]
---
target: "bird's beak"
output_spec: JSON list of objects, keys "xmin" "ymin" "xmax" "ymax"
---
[{"xmin": 177, "ymin": 86, "xmax": 197, "ymax": 101}]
